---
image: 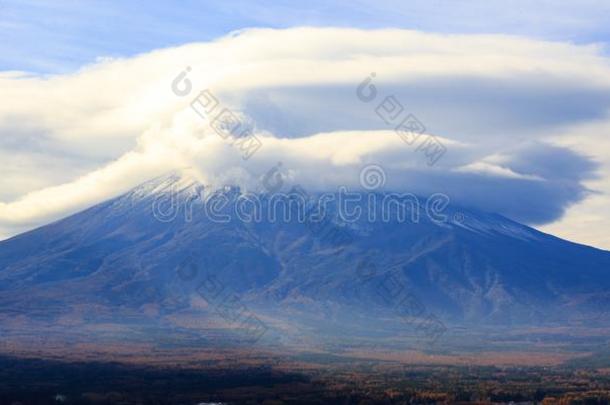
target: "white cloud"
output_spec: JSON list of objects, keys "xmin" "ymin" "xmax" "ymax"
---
[
  {"xmin": 454, "ymin": 162, "xmax": 544, "ymax": 181},
  {"xmin": 1, "ymin": 27, "xmax": 610, "ymax": 248}
]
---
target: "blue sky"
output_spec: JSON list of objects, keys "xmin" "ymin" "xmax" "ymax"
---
[{"xmin": 2, "ymin": 0, "xmax": 610, "ymax": 73}]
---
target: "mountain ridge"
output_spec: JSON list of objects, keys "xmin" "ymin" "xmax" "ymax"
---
[{"xmin": 1, "ymin": 171, "xmax": 609, "ymax": 349}]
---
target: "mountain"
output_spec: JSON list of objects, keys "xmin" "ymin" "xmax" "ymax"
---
[{"xmin": 1, "ymin": 170, "xmax": 609, "ymax": 349}]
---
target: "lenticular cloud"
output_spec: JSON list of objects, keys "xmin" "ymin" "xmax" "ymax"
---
[{"xmin": 0, "ymin": 27, "xmax": 608, "ymax": 239}]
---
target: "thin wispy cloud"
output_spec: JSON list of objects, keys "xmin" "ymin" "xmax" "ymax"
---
[{"xmin": 2, "ymin": 0, "xmax": 610, "ymax": 73}]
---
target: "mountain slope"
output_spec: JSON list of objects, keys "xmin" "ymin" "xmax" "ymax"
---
[{"xmin": 1, "ymin": 171, "xmax": 609, "ymax": 347}]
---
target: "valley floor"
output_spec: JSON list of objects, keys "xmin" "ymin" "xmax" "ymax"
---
[{"xmin": 2, "ymin": 338, "xmax": 610, "ymax": 404}]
